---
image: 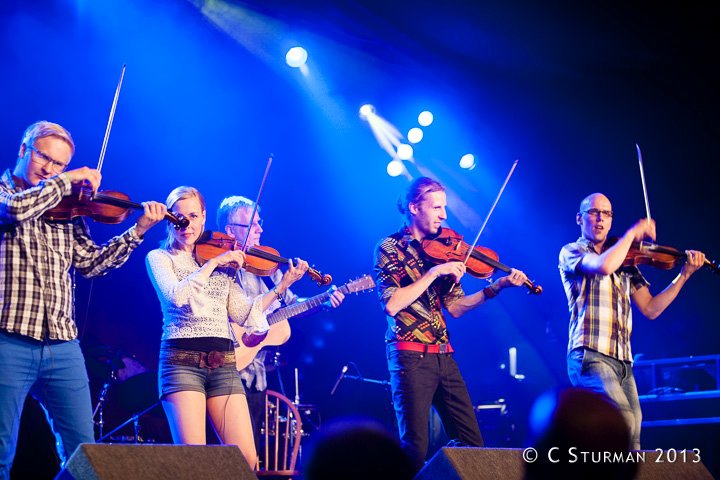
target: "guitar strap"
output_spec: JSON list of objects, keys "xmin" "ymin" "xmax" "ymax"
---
[{"xmin": 261, "ymin": 275, "xmax": 288, "ymax": 307}]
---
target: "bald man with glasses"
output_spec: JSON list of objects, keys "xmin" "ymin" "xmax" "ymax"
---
[{"xmin": 559, "ymin": 192, "xmax": 706, "ymax": 450}]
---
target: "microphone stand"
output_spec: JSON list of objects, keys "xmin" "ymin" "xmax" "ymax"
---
[
  {"xmin": 98, "ymin": 401, "xmax": 160, "ymax": 443},
  {"xmin": 343, "ymin": 374, "xmax": 391, "ymax": 387},
  {"xmin": 92, "ymin": 370, "xmax": 116, "ymax": 441}
]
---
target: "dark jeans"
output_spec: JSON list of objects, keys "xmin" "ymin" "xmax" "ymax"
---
[{"xmin": 387, "ymin": 348, "xmax": 483, "ymax": 471}]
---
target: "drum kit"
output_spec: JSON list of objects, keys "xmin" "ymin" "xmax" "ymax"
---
[{"xmin": 84, "ymin": 345, "xmax": 168, "ymax": 444}]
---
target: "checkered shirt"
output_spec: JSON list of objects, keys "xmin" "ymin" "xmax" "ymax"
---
[
  {"xmin": 559, "ymin": 237, "xmax": 649, "ymax": 362},
  {"xmin": 1, "ymin": 169, "xmax": 143, "ymax": 341}
]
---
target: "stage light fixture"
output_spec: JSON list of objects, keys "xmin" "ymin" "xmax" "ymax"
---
[
  {"xmin": 418, "ymin": 110, "xmax": 434, "ymax": 127},
  {"xmin": 285, "ymin": 46, "xmax": 308, "ymax": 68},
  {"xmin": 359, "ymin": 104, "xmax": 375, "ymax": 119},
  {"xmin": 459, "ymin": 153, "xmax": 476, "ymax": 169},
  {"xmin": 407, "ymin": 127, "xmax": 423, "ymax": 144},
  {"xmin": 397, "ymin": 143, "xmax": 413, "ymax": 160},
  {"xmin": 386, "ymin": 159, "xmax": 404, "ymax": 177}
]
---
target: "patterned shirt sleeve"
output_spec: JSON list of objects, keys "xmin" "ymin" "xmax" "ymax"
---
[
  {"xmin": 0, "ymin": 174, "xmax": 70, "ymax": 223},
  {"xmin": 559, "ymin": 242, "xmax": 587, "ymax": 274},
  {"xmin": 146, "ymin": 249, "xmax": 208, "ymax": 307},
  {"xmin": 228, "ymin": 280, "xmax": 269, "ymax": 335},
  {"xmin": 72, "ymin": 218, "xmax": 143, "ymax": 278},
  {"xmin": 373, "ymin": 237, "xmax": 400, "ymax": 310}
]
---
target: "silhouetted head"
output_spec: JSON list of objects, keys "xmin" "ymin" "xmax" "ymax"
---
[{"xmin": 303, "ymin": 417, "xmax": 415, "ymax": 480}]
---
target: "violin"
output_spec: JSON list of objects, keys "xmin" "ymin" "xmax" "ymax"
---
[
  {"xmin": 606, "ymin": 237, "xmax": 719, "ymax": 274},
  {"xmin": 44, "ymin": 187, "xmax": 189, "ymax": 230},
  {"xmin": 193, "ymin": 231, "xmax": 333, "ymax": 286},
  {"xmin": 420, "ymin": 227, "xmax": 543, "ymax": 294}
]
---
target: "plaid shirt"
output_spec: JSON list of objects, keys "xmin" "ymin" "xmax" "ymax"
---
[
  {"xmin": 0, "ymin": 169, "xmax": 143, "ymax": 341},
  {"xmin": 374, "ymin": 227, "xmax": 464, "ymax": 345},
  {"xmin": 559, "ymin": 237, "xmax": 649, "ymax": 362}
]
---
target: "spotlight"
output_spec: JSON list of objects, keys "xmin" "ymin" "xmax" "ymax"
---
[
  {"xmin": 418, "ymin": 110, "xmax": 434, "ymax": 127},
  {"xmin": 359, "ymin": 104, "xmax": 375, "ymax": 119},
  {"xmin": 285, "ymin": 46, "xmax": 308, "ymax": 68},
  {"xmin": 386, "ymin": 159, "xmax": 404, "ymax": 177},
  {"xmin": 397, "ymin": 144, "xmax": 413, "ymax": 160},
  {"xmin": 459, "ymin": 153, "xmax": 475, "ymax": 169},
  {"xmin": 407, "ymin": 127, "xmax": 423, "ymax": 144}
]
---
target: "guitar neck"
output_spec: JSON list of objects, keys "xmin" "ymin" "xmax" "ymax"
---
[{"xmin": 267, "ymin": 284, "xmax": 350, "ymax": 325}]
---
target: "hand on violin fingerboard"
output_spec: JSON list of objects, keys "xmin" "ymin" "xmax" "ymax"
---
[
  {"xmin": 65, "ymin": 167, "xmax": 102, "ymax": 193},
  {"xmin": 134, "ymin": 201, "xmax": 168, "ymax": 237},
  {"xmin": 681, "ymin": 250, "xmax": 706, "ymax": 278},
  {"xmin": 496, "ymin": 268, "xmax": 529, "ymax": 289},
  {"xmin": 279, "ymin": 258, "xmax": 309, "ymax": 290},
  {"xmin": 430, "ymin": 261, "xmax": 466, "ymax": 283}
]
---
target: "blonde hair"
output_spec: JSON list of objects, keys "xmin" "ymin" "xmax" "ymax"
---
[
  {"xmin": 162, "ymin": 186, "xmax": 206, "ymax": 251},
  {"xmin": 18, "ymin": 121, "xmax": 75, "ymax": 160}
]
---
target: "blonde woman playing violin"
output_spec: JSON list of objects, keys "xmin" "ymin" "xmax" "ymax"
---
[{"xmin": 145, "ymin": 186, "xmax": 307, "ymax": 469}]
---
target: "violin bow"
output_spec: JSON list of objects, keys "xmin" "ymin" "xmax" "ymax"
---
[
  {"xmin": 462, "ymin": 159, "xmax": 519, "ymax": 266},
  {"xmin": 240, "ymin": 155, "xmax": 273, "ymax": 252},
  {"xmin": 636, "ymin": 144, "xmax": 652, "ymax": 222},
  {"xmin": 96, "ymin": 64, "xmax": 126, "ymax": 174}
]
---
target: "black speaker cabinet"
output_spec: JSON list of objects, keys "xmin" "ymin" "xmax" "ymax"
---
[
  {"xmin": 55, "ymin": 443, "xmax": 257, "ymax": 480},
  {"xmin": 415, "ymin": 447, "xmax": 714, "ymax": 480}
]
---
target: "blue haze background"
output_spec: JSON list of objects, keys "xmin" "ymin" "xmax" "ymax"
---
[{"xmin": 1, "ymin": 0, "xmax": 718, "ymax": 473}]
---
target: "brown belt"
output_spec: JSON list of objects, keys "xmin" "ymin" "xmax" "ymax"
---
[
  {"xmin": 163, "ymin": 348, "xmax": 235, "ymax": 369},
  {"xmin": 387, "ymin": 341, "xmax": 454, "ymax": 355}
]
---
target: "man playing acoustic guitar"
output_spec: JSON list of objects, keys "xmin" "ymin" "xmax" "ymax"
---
[{"xmin": 215, "ymin": 195, "xmax": 345, "ymax": 459}]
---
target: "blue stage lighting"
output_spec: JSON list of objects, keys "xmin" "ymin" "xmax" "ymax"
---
[
  {"xmin": 397, "ymin": 143, "xmax": 413, "ymax": 160},
  {"xmin": 386, "ymin": 159, "xmax": 404, "ymax": 177},
  {"xmin": 285, "ymin": 46, "xmax": 308, "ymax": 68},
  {"xmin": 459, "ymin": 153, "xmax": 475, "ymax": 169},
  {"xmin": 407, "ymin": 127, "xmax": 423, "ymax": 144},
  {"xmin": 418, "ymin": 110, "xmax": 434, "ymax": 127},
  {"xmin": 359, "ymin": 104, "xmax": 375, "ymax": 119}
]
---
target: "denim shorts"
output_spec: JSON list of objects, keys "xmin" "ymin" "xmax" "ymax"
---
[{"xmin": 158, "ymin": 348, "xmax": 245, "ymax": 399}]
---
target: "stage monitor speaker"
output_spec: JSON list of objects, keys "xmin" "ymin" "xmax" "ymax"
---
[
  {"xmin": 55, "ymin": 443, "xmax": 257, "ymax": 480},
  {"xmin": 415, "ymin": 447, "xmax": 714, "ymax": 480},
  {"xmin": 416, "ymin": 447, "xmax": 525, "ymax": 480}
]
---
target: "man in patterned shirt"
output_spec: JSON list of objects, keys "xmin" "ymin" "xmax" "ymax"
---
[
  {"xmin": 559, "ymin": 192, "xmax": 706, "ymax": 450},
  {"xmin": 373, "ymin": 177, "xmax": 529, "ymax": 471},
  {"xmin": 0, "ymin": 121, "xmax": 167, "ymax": 477}
]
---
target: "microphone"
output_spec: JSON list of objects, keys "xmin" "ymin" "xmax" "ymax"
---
[{"xmin": 330, "ymin": 364, "xmax": 349, "ymax": 395}]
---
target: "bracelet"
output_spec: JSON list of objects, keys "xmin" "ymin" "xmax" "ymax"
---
[
  {"xmin": 483, "ymin": 284, "xmax": 499, "ymax": 300},
  {"xmin": 272, "ymin": 287, "xmax": 283, "ymax": 301}
]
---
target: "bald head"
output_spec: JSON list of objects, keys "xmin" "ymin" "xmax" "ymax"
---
[{"xmin": 579, "ymin": 193, "xmax": 611, "ymax": 214}]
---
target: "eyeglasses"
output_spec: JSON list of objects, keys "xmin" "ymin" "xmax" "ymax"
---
[
  {"xmin": 227, "ymin": 218, "xmax": 264, "ymax": 229},
  {"xmin": 27, "ymin": 145, "xmax": 68, "ymax": 172},
  {"xmin": 581, "ymin": 208, "xmax": 613, "ymax": 219}
]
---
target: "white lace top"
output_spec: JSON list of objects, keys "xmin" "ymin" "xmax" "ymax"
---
[{"xmin": 146, "ymin": 249, "xmax": 269, "ymax": 341}]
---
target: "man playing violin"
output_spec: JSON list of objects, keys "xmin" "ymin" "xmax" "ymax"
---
[
  {"xmin": 0, "ymin": 121, "xmax": 167, "ymax": 478},
  {"xmin": 559, "ymin": 192, "xmax": 706, "ymax": 450},
  {"xmin": 373, "ymin": 176, "xmax": 529, "ymax": 471},
  {"xmin": 215, "ymin": 195, "xmax": 344, "ymax": 461}
]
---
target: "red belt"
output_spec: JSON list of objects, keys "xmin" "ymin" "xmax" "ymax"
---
[{"xmin": 388, "ymin": 341, "xmax": 454, "ymax": 355}]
